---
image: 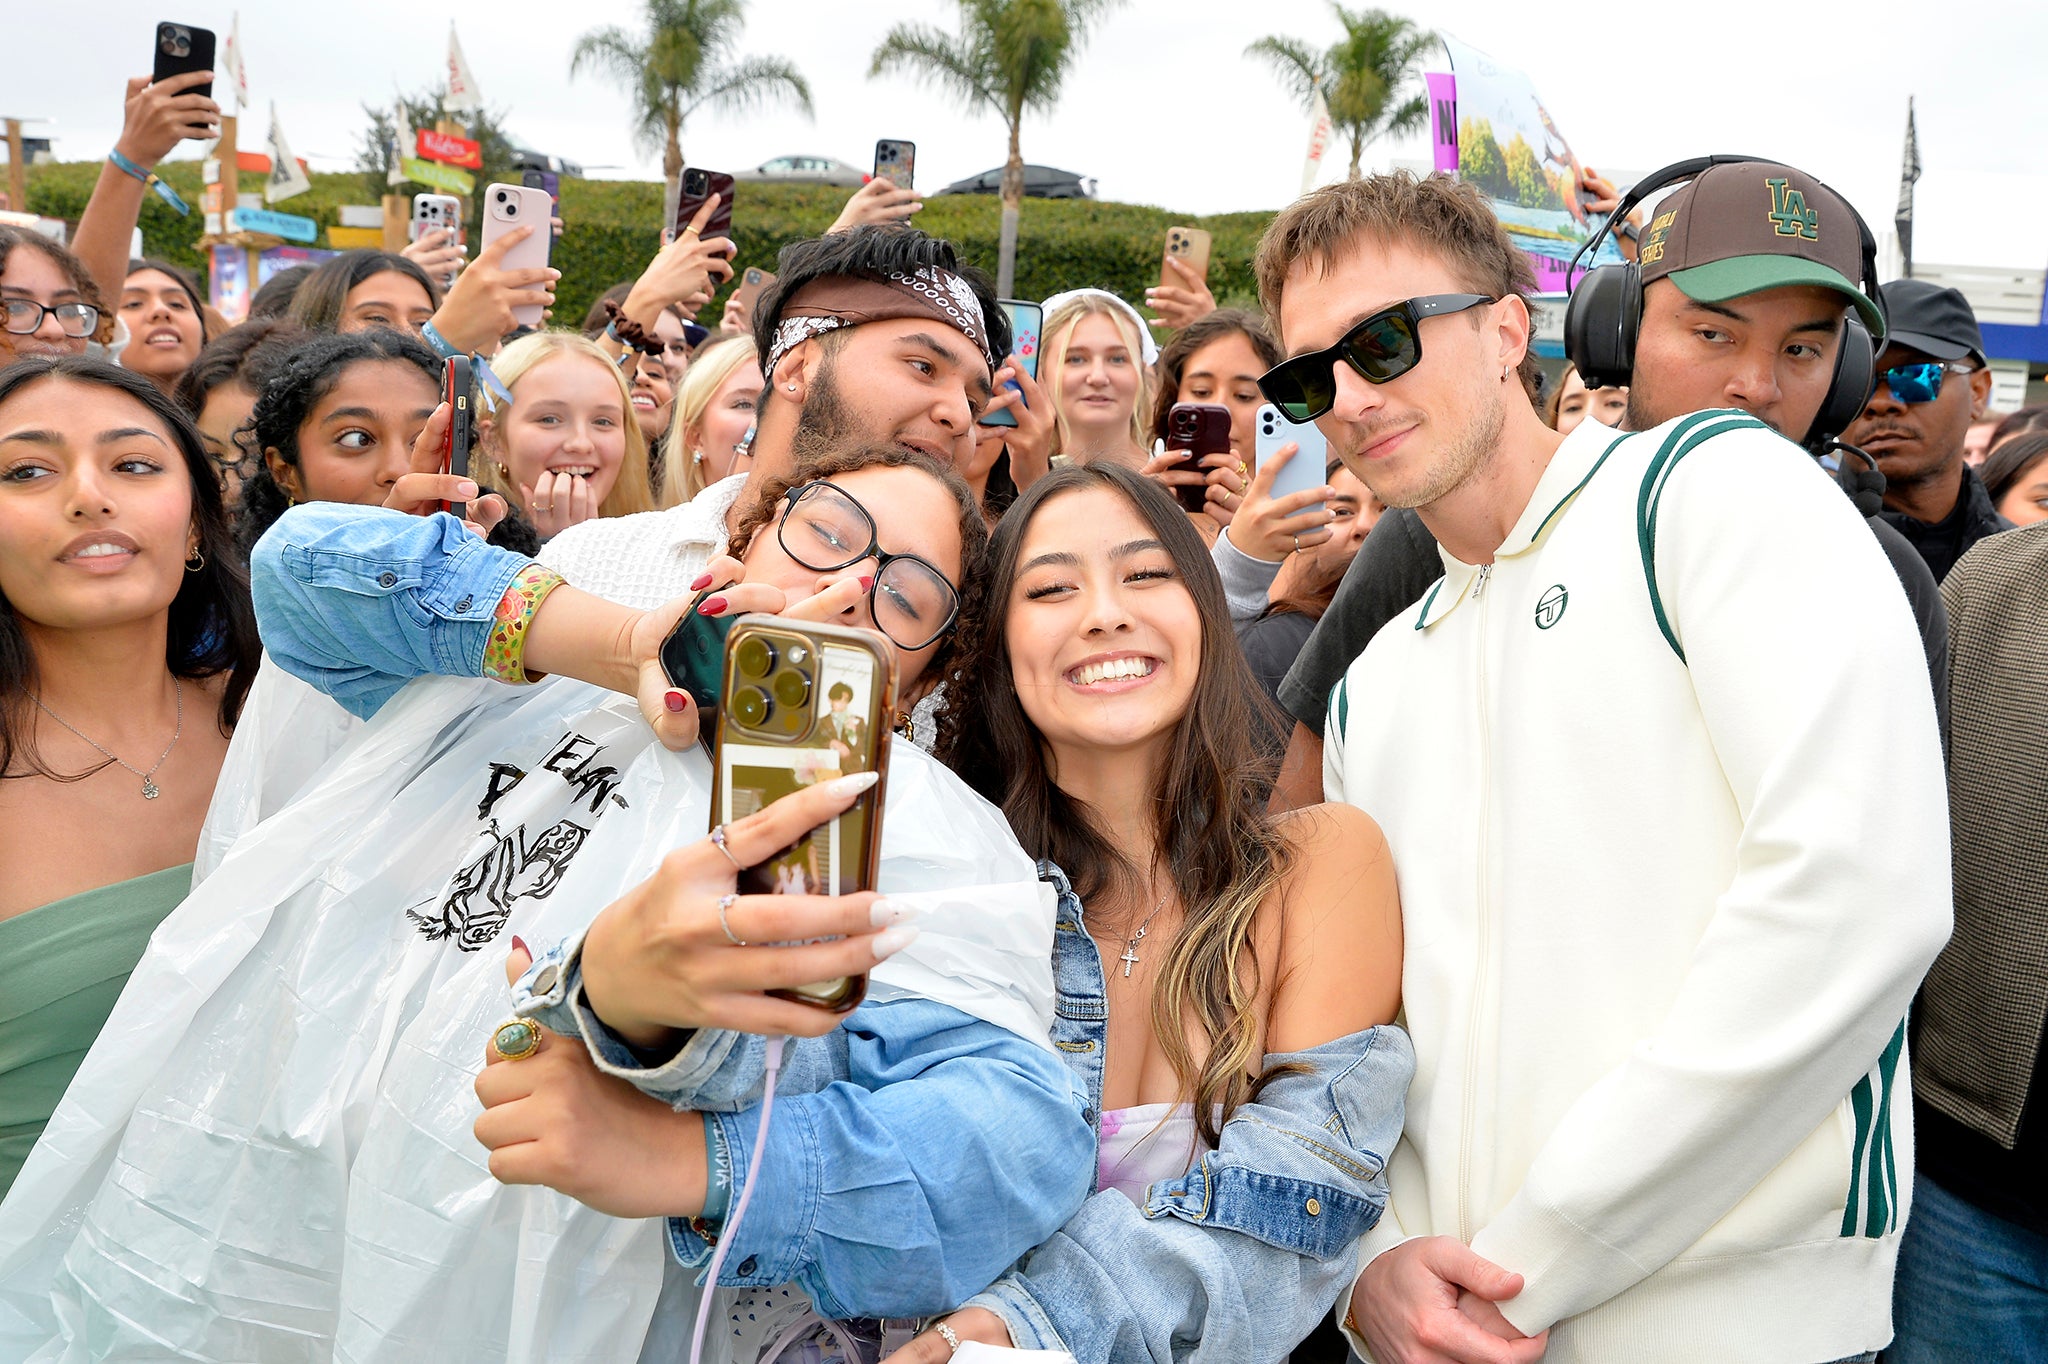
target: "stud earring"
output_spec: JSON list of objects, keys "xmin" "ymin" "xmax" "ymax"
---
[{"xmin": 786, "ymin": 382, "xmax": 798, "ymax": 392}]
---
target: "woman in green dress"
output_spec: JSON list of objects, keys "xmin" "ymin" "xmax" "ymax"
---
[{"xmin": 0, "ymin": 354, "xmax": 257, "ymax": 1198}]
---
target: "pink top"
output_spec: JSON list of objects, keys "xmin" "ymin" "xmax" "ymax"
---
[{"xmin": 1095, "ymin": 1102, "xmax": 1216, "ymax": 1204}]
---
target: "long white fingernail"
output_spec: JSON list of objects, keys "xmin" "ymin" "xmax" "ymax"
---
[
  {"xmin": 870, "ymin": 897, "xmax": 923, "ymax": 928},
  {"xmin": 825, "ymin": 771, "xmax": 880, "ymax": 798},
  {"xmin": 871, "ymin": 924, "xmax": 919, "ymax": 959}
]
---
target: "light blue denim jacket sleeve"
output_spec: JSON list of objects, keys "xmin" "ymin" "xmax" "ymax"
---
[
  {"xmin": 957, "ymin": 861, "xmax": 1414, "ymax": 1363},
  {"xmin": 250, "ymin": 504, "xmax": 532, "ymax": 719},
  {"xmin": 512, "ymin": 932, "xmax": 1096, "ymax": 1322}
]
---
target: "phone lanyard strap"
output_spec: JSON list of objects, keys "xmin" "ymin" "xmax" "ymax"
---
[{"xmin": 107, "ymin": 150, "xmax": 190, "ymax": 217}]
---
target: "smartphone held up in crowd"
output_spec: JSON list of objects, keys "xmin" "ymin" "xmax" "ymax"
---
[
  {"xmin": 151, "ymin": 21, "xmax": 215, "ymax": 103},
  {"xmin": 1159, "ymin": 225, "xmax": 1212, "ymax": 292},
  {"xmin": 675, "ymin": 166, "xmax": 736, "ymax": 243},
  {"xmin": 480, "ymin": 182, "xmax": 553, "ymax": 328},
  {"xmin": 1255, "ymin": 403, "xmax": 1329, "ymax": 517},
  {"xmin": 981, "ymin": 298, "xmax": 1042, "ymax": 429},
  {"xmin": 439, "ymin": 355, "xmax": 473, "ymax": 519},
  {"xmin": 873, "ymin": 138, "xmax": 917, "ymax": 192},
  {"xmin": 1165, "ymin": 401, "xmax": 1232, "ymax": 513}
]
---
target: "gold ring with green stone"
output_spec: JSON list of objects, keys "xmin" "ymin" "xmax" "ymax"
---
[{"xmin": 492, "ymin": 1017, "xmax": 542, "ymax": 1061}]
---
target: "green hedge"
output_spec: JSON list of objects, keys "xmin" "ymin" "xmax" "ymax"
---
[{"xmin": 22, "ymin": 160, "xmax": 1274, "ymax": 327}]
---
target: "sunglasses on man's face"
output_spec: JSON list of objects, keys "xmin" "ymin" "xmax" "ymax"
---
[
  {"xmin": 1258, "ymin": 294, "xmax": 1495, "ymax": 423},
  {"xmin": 1880, "ymin": 360, "xmax": 1975, "ymax": 406}
]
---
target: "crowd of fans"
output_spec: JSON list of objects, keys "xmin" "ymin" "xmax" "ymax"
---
[{"xmin": 0, "ymin": 59, "xmax": 2043, "ymax": 1364}]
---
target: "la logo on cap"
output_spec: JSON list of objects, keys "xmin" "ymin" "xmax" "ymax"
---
[{"xmin": 1767, "ymin": 178, "xmax": 1819, "ymax": 241}]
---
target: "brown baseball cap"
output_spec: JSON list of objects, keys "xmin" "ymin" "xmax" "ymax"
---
[{"xmin": 1635, "ymin": 162, "xmax": 1885, "ymax": 335}]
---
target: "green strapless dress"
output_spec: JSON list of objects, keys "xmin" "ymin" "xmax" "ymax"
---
[{"xmin": 0, "ymin": 863, "xmax": 191, "ymax": 1200}]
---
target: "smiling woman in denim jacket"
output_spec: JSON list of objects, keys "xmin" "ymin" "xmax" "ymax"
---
[{"xmin": 919, "ymin": 461, "xmax": 1410, "ymax": 1361}]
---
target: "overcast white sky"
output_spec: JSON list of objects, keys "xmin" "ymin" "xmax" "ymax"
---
[{"xmin": 11, "ymin": 0, "xmax": 2047, "ymax": 271}]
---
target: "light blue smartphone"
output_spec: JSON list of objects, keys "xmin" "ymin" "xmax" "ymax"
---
[
  {"xmin": 980, "ymin": 299, "xmax": 1041, "ymax": 428},
  {"xmin": 1254, "ymin": 404, "xmax": 1330, "ymax": 514}
]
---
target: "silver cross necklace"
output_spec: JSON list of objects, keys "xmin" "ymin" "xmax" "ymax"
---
[
  {"xmin": 32, "ymin": 679, "xmax": 184, "ymax": 799},
  {"xmin": 1117, "ymin": 886, "xmax": 1173, "ymax": 978}
]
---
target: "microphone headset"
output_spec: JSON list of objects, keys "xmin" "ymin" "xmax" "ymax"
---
[{"xmin": 1561, "ymin": 154, "xmax": 1887, "ymax": 455}]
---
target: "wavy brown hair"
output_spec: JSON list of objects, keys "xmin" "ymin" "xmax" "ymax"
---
[
  {"xmin": 1147, "ymin": 308, "xmax": 1282, "ymax": 446},
  {"xmin": 724, "ymin": 442, "xmax": 990, "ymax": 697},
  {"xmin": 938, "ymin": 462, "xmax": 1296, "ymax": 1144}
]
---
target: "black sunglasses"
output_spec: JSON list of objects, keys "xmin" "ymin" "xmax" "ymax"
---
[{"xmin": 1258, "ymin": 294, "xmax": 1494, "ymax": 422}]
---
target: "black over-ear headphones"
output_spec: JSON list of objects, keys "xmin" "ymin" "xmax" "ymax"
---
[{"xmin": 1562, "ymin": 154, "xmax": 1887, "ymax": 452}]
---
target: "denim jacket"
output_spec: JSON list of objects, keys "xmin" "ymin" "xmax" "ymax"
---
[
  {"xmin": 548, "ymin": 862, "xmax": 1414, "ymax": 1363},
  {"xmin": 250, "ymin": 504, "xmax": 531, "ymax": 719},
  {"xmin": 515, "ymin": 931, "xmax": 1094, "ymax": 1321},
  {"xmin": 963, "ymin": 862, "xmax": 1413, "ymax": 1363}
]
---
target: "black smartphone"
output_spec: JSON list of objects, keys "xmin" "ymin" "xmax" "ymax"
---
[
  {"xmin": 676, "ymin": 167, "xmax": 735, "ymax": 243},
  {"xmin": 659, "ymin": 599, "xmax": 739, "ymax": 722},
  {"xmin": 440, "ymin": 355, "xmax": 474, "ymax": 518},
  {"xmin": 873, "ymin": 139, "xmax": 916, "ymax": 192},
  {"xmin": 152, "ymin": 21, "xmax": 216, "ymax": 104},
  {"xmin": 1165, "ymin": 402, "xmax": 1233, "ymax": 514},
  {"xmin": 521, "ymin": 169, "xmax": 562, "ymax": 239}
]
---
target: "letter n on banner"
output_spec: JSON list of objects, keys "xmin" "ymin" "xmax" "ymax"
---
[{"xmin": 1427, "ymin": 72, "xmax": 1459, "ymax": 174}]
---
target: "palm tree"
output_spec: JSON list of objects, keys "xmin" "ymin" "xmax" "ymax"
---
[
  {"xmin": 572, "ymin": 0, "xmax": 814, "ymax": 231},
  {"xmin": 1248, "ymin": 4, "xmax": 1435, "ymax": 181},
  {"xmin": 871, "ymin": 0, "xmax": 1122, "ymax": 297}
]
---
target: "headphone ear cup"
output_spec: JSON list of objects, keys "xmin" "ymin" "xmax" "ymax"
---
[
  {"xmin": 1804, "ymin": 316, "xmax": 1875, "ymax": 450},
  {"xmin": 1563, "ymin": 263, "xmax": 1639, "ymax": 390}
]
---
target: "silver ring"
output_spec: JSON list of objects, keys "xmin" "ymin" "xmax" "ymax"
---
[
  {"xmin": 932, "ymin": 1321, "xmax": 961, "ymax": 1354},
  {"xmin": 708, "ymin": 824, "xmax": 743, "ymax": 870},
  {"xmin": 717, "ymin": 893, "xmax": 746, "ymax": 947},
  {"xmin": 1292, "ymin": 533, "xmax": 1303, "ymax": 555}
]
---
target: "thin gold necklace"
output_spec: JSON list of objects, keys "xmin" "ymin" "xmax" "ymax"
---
[{"xmin": 32, "ymin": 679, "xmax": 184, "ymax": 799}]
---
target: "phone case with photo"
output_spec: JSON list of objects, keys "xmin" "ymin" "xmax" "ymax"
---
[{"xmin": 713, "ymin": 616, "xmax": 897, "ymax": 1013}]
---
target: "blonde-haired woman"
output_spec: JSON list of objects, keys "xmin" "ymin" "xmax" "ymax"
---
[
  {"xmin": 473, "ymin": 332, "xmax": 658, "ymax": 540},
  {"xmin": 659, "ymin": 335, "xmax": 763, "ymax": 506},
  {"xmin": 1042, "ymin": 290, "xmax": 1154, "ymax": 469}
]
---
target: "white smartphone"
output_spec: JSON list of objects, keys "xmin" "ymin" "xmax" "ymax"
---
[
  {"xmin": 480, "ymin": 183, "xmax": 554, "ymax": 327},
  {"xmin": 1254, "ymin": 404, "xmax": 1331, "ymax": 515},
  {"xmin": 408, "ymin": 194, "xmax": 464, "ymax": 291}
]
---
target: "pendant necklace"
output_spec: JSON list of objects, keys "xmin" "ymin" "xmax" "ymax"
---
[
  {"xmin": 32, "ymin": 679, "xmax": 184, "ymax": 799},
  {"xmin": 1117, "ymin": 885, "xmax": 1173, "ymax": 978}
]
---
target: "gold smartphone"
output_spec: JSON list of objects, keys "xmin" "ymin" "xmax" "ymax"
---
[
  {"xmin": 712, "ymin": 616, "xmax": 896, "ymax": 1013},
  {"xmin": 1160, "ymin": 226, "xmax": 1212, "ymax": 292}
]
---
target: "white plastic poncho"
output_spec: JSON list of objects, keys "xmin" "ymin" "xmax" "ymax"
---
[{"xmin": 0, "ymin": 671, "xmax": 1055, "ymax": 1363}]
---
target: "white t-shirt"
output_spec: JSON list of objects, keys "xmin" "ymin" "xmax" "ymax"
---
[{"xmin": 538, "ymin": 474, "xmax": 748, "ymax": 608}]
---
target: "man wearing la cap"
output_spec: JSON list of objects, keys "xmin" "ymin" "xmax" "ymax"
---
[
  {"xmin": 1844, "ymin": 280, "xmax": 2010, "ymax": 581},
  {"xmin": 1267, "ymin": 159, "xmax": 1952, "ymax": 810},
  {"xmin": 1250, "ymin": 168, "xmax": 1951, "ymax": 1362}
]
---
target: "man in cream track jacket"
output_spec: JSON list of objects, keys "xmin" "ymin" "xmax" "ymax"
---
[{"xmin": 1251, "ymin": 169, "xmax": 1952, "ymax": 1363}]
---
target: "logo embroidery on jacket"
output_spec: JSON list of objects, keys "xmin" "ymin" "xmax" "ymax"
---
[{"xmin": 1534, "ymin": 584, "xmax": 1569, "ymax": 630}]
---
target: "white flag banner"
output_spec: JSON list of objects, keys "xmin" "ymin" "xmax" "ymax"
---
[
  {"xmin": 221, "ymin": 11, "xmax": 250, "ymax": 115},
  {"xmin": 264, "ymin": 103, "xmax": 311, "ymax": 203},
  {"xmin": 445, "ymin": 23, "xmax": 483, "ymax": 113},
  {"xmin": 1301, "ymin": 83, "xmax": 1334, "ymax": 194},
  {"xmin": 389, "ymin": 102, "xmax": 415, "ymax": 187}
]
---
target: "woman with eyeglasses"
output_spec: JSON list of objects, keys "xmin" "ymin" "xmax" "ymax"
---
[
  {"xmin": 0, "ymin": 355, "xmax": 259, "ymax": 1200},
  {"xmin": 10, "ymin": 436, "xmax": 1093, "ymax": 1358},
  {"xmin": 0, "ymin": 229, "xmax": 109, "ymax": 364},
  {"xmin": 172, "ymin": 317, "xmax": 306, "ymax": 510}
]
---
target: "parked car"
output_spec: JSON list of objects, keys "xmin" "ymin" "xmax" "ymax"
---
[
  {"xmin": 509, "ymin": 148, "xmax": 585, "ymax": 178},
  {"xmin": 937, "ymin": 164, "xmax": 1097, "ymax": 200},
  {"xmin": 734, "ymin": 155, "xmax": 869, "ymax": 188}
]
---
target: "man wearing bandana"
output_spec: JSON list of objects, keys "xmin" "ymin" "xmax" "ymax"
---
[{"xmin": 540, "ymin": 228, "xmax": 1009, "ymax": 612}]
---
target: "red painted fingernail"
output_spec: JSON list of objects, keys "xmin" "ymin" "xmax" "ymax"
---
[
  {"xmin": 511, "ymin": 936, "xmax": 529, "ymax": 957},
  {"xmin": 858, "ymin": 575, "xmax": 874, "ymax": 592},
  {"xmin": 689, "ymin": 572, "xmax": 714, "ymax": 591},
  {"xmin": 665, "ymin": 689, "xmax": 690, "ymax": 713},
  {"xmin": 698, "ymin": 596, "xmax": 727, "ymax": 616}
]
